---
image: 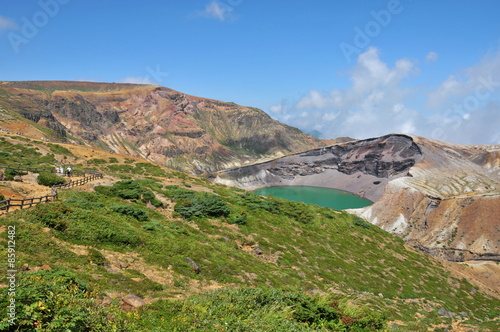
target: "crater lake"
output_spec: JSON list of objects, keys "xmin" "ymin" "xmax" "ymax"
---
[{"xmin": 253, "ymin": 186, "xmax": 372, "ymax": 210}]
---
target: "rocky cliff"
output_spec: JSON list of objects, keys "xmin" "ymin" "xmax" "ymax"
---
[
  {"xmin": 0, "ymin": 81, "xmax": 324, "ymax": 174},
  {"xmin": 214, "ymin": 134, "xmax": 500, "ymax": 262}
]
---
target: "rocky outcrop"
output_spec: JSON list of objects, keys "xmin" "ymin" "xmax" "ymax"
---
[{"xmin": 353, "ymin": 136, "xmax": 500, "ymax": 262}]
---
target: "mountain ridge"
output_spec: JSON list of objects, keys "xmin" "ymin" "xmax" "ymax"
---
[{"xmin": 0, "ymin": 80, "xmax": 324, "ymax": 174}]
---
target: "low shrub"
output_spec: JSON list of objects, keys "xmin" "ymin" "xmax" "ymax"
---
[
  {"xmin": 174, "ymin": 192, "xmax": 230, "ymax": 219},
  {"xmin": 88, "ymin": 158, "xmax": 107, "ymax": 165},
  {"xmin": 94, "ymin": 180, "xmax": 161, "ymax": 206},
  {"xmin": 4, "ymin": 168, "xmax": 28, "ymax": 181},
  {"xmin": 110, "ymin": 205, "xmax": 149, "ymax": 222},
  {"xmin": 88, "ymin": 248, "xmax": 107, "ymax": 266},
  {"xmin": 229, "ymin": 213, "xmax": 247, "ymax": 225},
  {"xmin": 37, "ymin": 172, "xmax": 66, "ymax": 187},
  {"xmin": 353, "ymin": 216, "xmax": 371, "ymax": 229}
]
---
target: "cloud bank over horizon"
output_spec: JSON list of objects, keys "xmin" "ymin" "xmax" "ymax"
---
[{"xmin": 270, "ymin": 47, "xmax": 500, "ymax": 145}]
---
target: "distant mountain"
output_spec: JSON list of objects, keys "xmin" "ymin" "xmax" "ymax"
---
[
  {"xmin": 306, "ymin": 129, "xmax": 323, "ymax": 138},
  {"xmin": 0, "ymin": 81, "xmax": 324, "ymax": 174}
]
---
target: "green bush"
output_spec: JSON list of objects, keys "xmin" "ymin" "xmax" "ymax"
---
[
  {"xmin": 94, "ymin": 180, "xmax": 162, "ymax": 206},
  {"xmin": 88, "ymin": 248, "xmax": 107, "ymax": 266},
  {"xmin": 110, "ymin": 205, "xmax": 149, "ymax": 222},
  {"xmin": 4, "ymin": 168, "xmax": 28, "ymax": 181},
  {"xmin": 37, "ymin": 172, "xmax": 66, "ymax": 187},
  {"xmin": 240, "ymin": 192, "xmax": 279, "ymax": 213},
  {"xmin": 88, "ymin": 158, "xmax": 107, "ymax": 165},
  {"xmin": 353, "ymin": 216, "xmax": 371, "ymax": 229},
  {"xmin": 174, "ymin": 192, "xmax": 230, "ymax": 219},
  {"xmin": 229, "ymin": 213, "xmax": 247, "ymax": 225},
  {"xmin": 31, "ymin": 201, "xmax": 71, "ymax": 231}
]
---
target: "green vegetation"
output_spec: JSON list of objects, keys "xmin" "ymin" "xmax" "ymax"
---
[
  {"xmin": 105, "ymin": 162, "xmax": 168, "ymax": 177},
  {"xmin": 88, "ymin": 158, "xmax": 107, "ymax": 165},
  {"xmin": 110, "ymin": 205, "xmax": 149, "ymax": 222},
  {"xmin": 0, "ymin": 270, "xmax": 129, "ymax": 331},
  {"xmin": 94, "ymin": 180, "xmax": 163, "ymax": 208},
  {"xmin": 45, "ymin": 143, "xmax": 74, "ymax": 157},
  {"xmin": 37, "ymin": 172, "xmax": 66, "ymax": 187},
  {"xmin": 0, "ymin": 136, "xmax": 57, "ymax": 167},
  {"xmin": 3, "ymin": 168, "xmax": 28, "ymax": 181},
  {"xmin": 174, "ymin": 192, "xmax": 230, "ymax": 219},
  {"xmin": 0, "ymin": 177, "xmax": 499, "ymax": 330},
  {"xmin": 135, "ymin": 288, "xmax": 387, "ymax": 331}
]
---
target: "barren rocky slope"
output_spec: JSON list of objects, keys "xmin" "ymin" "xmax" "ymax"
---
[
  {"xmin": 0, "ymin": 81, "xmax": 323, "ymax": 174},
  {"xmin": 213, "ymin": 134, "xmax": 500, "ymax": 262},
  {"xmin": 355, "ymin": 136, "xmax": 500, "ymax": 262}
]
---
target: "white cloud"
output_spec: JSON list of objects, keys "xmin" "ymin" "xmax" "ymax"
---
[
  {"xmin": 119, "ymin": 76, "xmax": 157, "ymax": 85},
  {"xmin": 269, "ymin": 103, "xmax": 285, "ymax": 114},
  {"xmin": 201, "ymin": 1, "xmax": 235, "ymax": 22},
  {"xmin": 270, "ymin": 47, "xmax": 500, "ymax": 145},
  {"xmin": 322, "ymin": 112, "xmax": 340, "ymax": 122},
  {"xmin": 427, "ymin": 50, "xmax": 500, "ymax": 109},
  {"xmin": 425, "ymin": 51, "xmax": 439, "ymax": 64},
  {"xmin": 0, "ymin": 16, "xmax": 18, "ymax": 33},
  {"xmin": 290, "ymin": 47, "xmax": 420, "ymax": 139}
]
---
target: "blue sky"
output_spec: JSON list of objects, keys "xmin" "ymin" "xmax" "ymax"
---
[{"xmin": 0, "ymin": 0, "xmax": 499, "ymax": 144}]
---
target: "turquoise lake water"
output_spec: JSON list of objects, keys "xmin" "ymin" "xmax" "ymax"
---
[{"xmin": 253, "ymin": 186, "xmax": 372, "ymax": 210}]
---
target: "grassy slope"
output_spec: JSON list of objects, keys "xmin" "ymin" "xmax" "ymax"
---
[{"xmin": 0, "ymin": 136, "xmax": 499, "ymax": 331}]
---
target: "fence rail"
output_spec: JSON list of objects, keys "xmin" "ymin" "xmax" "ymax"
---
[
  {"xmin": 53, "ymin": 172, "xmax": 103, "ymax": 190},
  {"xmin": 0, "ymin": 195, "xmax": 56, "ymax": 213},
  {"xmin": 0, "ymin": 172, "xmax": 103, "ymax": 215},
  {"xmin": 0, "ymin": 164, "xmax": 55, "ymax": 174}
]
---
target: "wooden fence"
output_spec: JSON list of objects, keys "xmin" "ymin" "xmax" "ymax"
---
[
  {"xmin": 52, "ymin": 172, "xmax": 103, "ymax": 190},
  {"xmin": 0, "ymin": 163, "xmax": 55, "ymax": 174},
  {"xmin": 0, "ymin": 194, "xmax": 56, "ymax": 213},
  {"xmin": 0, "ymin": 171, "xmax": 103, "ymax": 215}
]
